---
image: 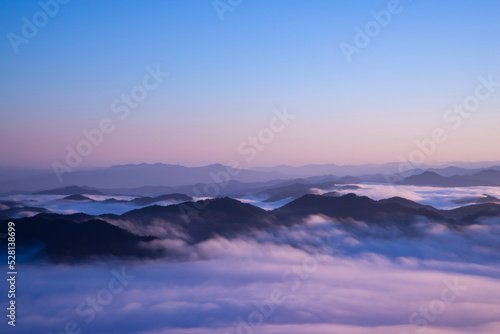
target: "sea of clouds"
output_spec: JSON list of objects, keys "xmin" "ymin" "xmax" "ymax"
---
[
  {"xmin": 1, "ymin": 213, "xmax": 499, "ymax": 334},
  {"xmin": 4, "ymin": 184, "xmax": 500, "ymax": 219}
]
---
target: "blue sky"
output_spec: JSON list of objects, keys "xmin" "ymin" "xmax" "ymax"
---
[{"xmin": 1, "ymin": 0, "xmax": 499, "ymax": 168}]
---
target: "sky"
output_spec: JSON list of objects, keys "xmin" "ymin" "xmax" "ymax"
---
[{"xmin": 0, "ymin": 0, "xmax": 499, "ymax": 169}]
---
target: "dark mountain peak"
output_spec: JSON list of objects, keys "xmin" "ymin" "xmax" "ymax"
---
[
  {"xmin": 117, "ymin": 197, "xmax": 273, "ymax": 244},
  {"xmin": 322, "ymin": 191, "xmax": 342, "ymax": 197},
  {"xmin": 482, "ymin": 194, "xmax": 500, "ymax": 201},
  {"xmin": 62, "ymin": 194, "xmax": 93, "ymax": 201},
  {"xmin": 444, "ymin": 202, "xmax": 500, "ymax": 221},
  {"xmin": 193, "ymin": 197, "xmax": 267, "ymax": 215},
  {"xmin": 123, "ymin": 197, "xmax": 267, "ymax": 219},
  {"xmin": 452, "ymin": 194, "xmax": 500, "ymax": 205},
  {"xmin": 41, "ymin": 219, "xmax": 159, "ymax": 262},
  {"xmin": 275, "ymin": 193, "xmax": 442, "ymax": 223},
  {"xmin": 278, "ymin": 193, "xmax": 374, "ymax": 211},
  {"xmin": 379, "ymin": 196, "xmax": 418, "ymax": 205},
  {"xmin": 377, "ymin": 196, "xmax": 437, "ymax": 211},
  {"xmin": 1, "ymin": 216, "xmax": 160, "ymax": 262}
]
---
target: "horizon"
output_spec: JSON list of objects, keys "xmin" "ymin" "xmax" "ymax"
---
[
  {"xmin": 3, "ymin": 159, "xmax": 500, "ymax": 172},
  {"xmin": 1, "ymin": 1, "xmax": 499, "ymax": 169}
]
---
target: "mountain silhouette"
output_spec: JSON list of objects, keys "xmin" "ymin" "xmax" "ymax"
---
[
  {"xmin": 62, "ymin": 194, "xmax": 94, "ymax": 201},
  {"xmin": 35, "ymin": 185, "xmax": 104, "ymax": 195},
  {"xmin": 1, "ymin": 163, "xmax": 288, "ymax": 192},
  {"xmin": 130, "ymin": 193, "xmax": 192, "ymax": 205},
  {"xmin": 274, "ymin": 194, "xmax": 444, "ymax": 223},
  {"xmin": 4, "ymin": 194, "xmax": 500, "ymax": 263},
  {"xmin": 452, "ymin": 194, "xmax": 500, "ymax": 205},
  {"xmin": 401, "ymin": 170, "xmax": 500, "ymax": 187},
  {"xmin": 2, "ymin": 215, "xmax": 159, "ymax": 262}
]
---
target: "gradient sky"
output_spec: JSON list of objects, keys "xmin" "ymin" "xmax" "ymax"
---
[{"xmin": 1, "ymin": 0, "xmax": 499, "ymax": 169}]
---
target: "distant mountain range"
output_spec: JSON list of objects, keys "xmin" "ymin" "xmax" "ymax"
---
[
  {"xmin": 35, "ymin": 185, "xmax": 105, "ymax": 195},
  {"xmin": 1, "ymin": 162, "xmax": 500, "ymax": 194},
  {"xmin": 250, "ymin": 162, "xmax": 500, "ymax": 177},
  {"xmin": 59, "ymin": 192, "xmax": 193, "ymax": 205},
  {"xmin": 15, "ymin": 167, "xmax": 500, "ymax": 203},
  {"xmin": 0, "ymin": 163, "xmax": 287, "ymax": 192},
  {"xmin": 400, "ymin": 169, "xmax": 500, "ymax": 187}
]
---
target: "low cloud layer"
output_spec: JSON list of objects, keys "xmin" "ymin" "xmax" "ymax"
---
[{"xmin": 2, "ymin": 215, "xmax": 500, "ymax": 334}]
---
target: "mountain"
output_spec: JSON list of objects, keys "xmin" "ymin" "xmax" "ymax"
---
[
  {"xmin": 250, "ymin": 163, "xmax": 403, "ymax": 177},
  {"xmin": 258, "ymin": 182, "xmax": 324, "ymax": 203},
  {"xmin": 58, "ymin": 193, "xmax": 192, "ymax": 206},
  {"xmin": 250, "ymin": 162, "xmax": 500, "ymax": 178},
  {"xmin": 452, "ymin": 194, "xmax": 500, "ymax": 205},
  {"xmin": 443, "ymin": 203, "xmax": 500, "ymax": 222},
  {"xmin": 114, "ymin": 197, "xmax": 273, "ymax": 243},
  {"xmin": 0, "ymin": 163, "xmax": 288, "ymax": 192},
  {"xmin": 465, "ymin": 170, "xmax": 500, "ymax": 185},
  {"xmin": 35, "ymin": 185, "xmax": 104, "ymax": 195},
  {"xmin": 401, "ymin": 170, "xmax": 500, "ymax": 187},
  {"xmin": 322, "ymin": 191, "xmax": 342, "ymax": 197},
  {"xmin": 0, "ymin": 206, "xmax": 49, "ymax": 219},
  {"xmin": 275, "ymin": 194, "xmax": 500, "ymax": 228},
  {"xmin": 426, "ymin": 166, "xmax": 490, "ymax": 177},
  {"xmin": 0, "ymin": 166, "xmax": 50, "ymax": 183},
  {"xmin": 5, "ymin": 163, "xmax": 500, "ymax": 194},
  {"xmin": 274, "ymin": 194, "xmax": 444, "ymax": 224},
  {"xmin": 100, "ymin": 179, "xmax": 288, "ymax": 197},
  {"xmin": 400, "ymin": 172, "xmax": 459, "ymax": 186},
  {"xmin": 130, "ymin": 193, "xmax": 192, "ymax": 205},
  {"xmin": 62, "ymin": 194, "xmax": 94, "ymax": 201},
  {"xmin": 378, "ymin": 196, "xmax": 440, "ymax": 212},
  {"xmin": 256, "ymin": 179, "xmax": 356, "ymax": 203},
  {"xmin": 3, "ymin": 194, "xmax": 500, "ymax": 263},
  {"xmin": 1, "ymin": 216, "xmax": 159, "ymax": 262}
]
